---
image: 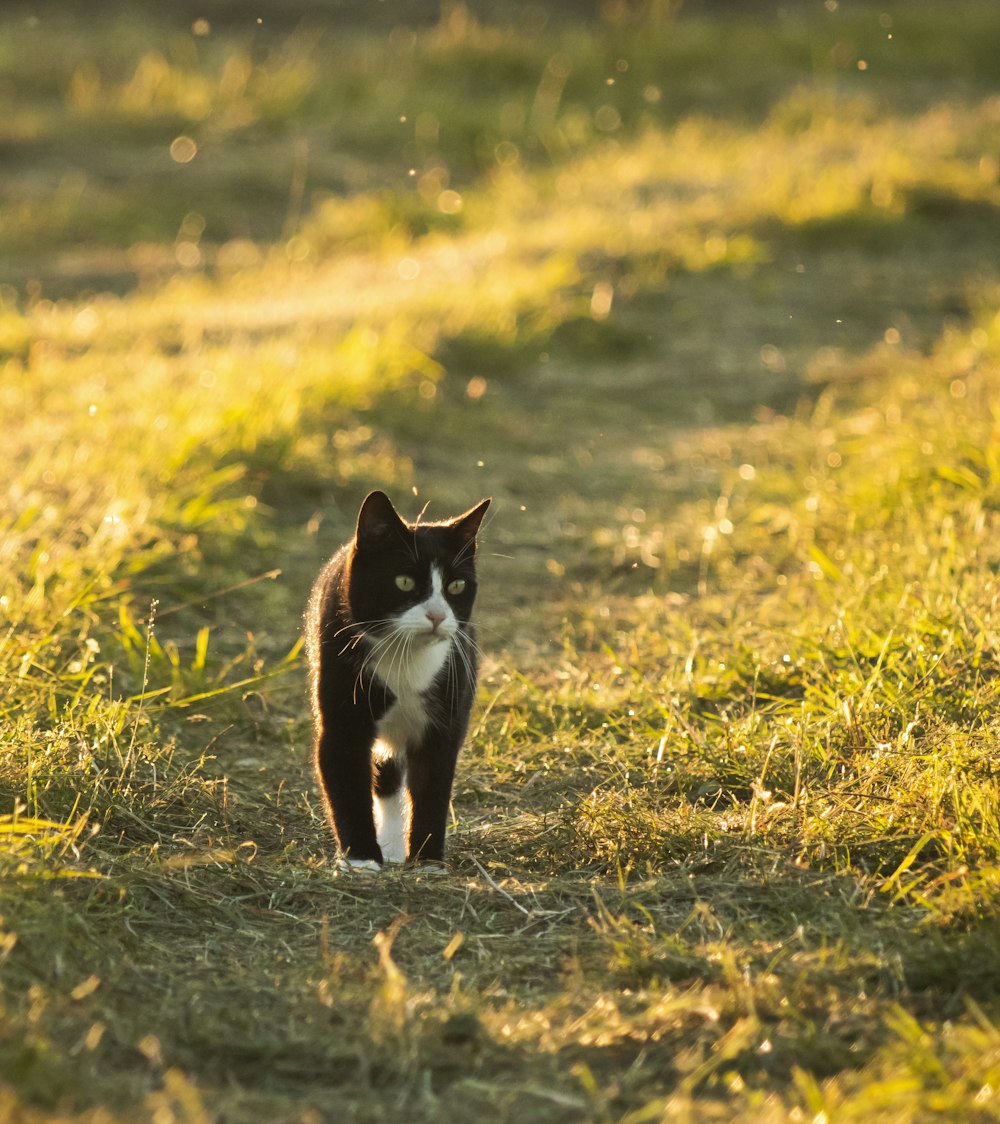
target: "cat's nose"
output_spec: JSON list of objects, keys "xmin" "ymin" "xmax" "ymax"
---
[{"xmin": 426, "ymin": 610, "xmax": 446, "ymax": 632}]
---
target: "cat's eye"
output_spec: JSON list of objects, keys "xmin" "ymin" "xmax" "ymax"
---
[
  {"xmin": 394, "ymin": 575, "xmax": 417, "ymax": 592},
  {"xmin": 447, "ymin": 579, "xmax": 466, "ymax": 596}
]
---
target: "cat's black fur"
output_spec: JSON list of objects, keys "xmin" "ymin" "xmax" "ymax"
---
[{"xmin": 306, "ymin": 490, "xmax": 490, "ymax": 868}]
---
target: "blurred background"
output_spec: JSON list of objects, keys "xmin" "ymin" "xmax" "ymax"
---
[{"xmin": 3, "ymin": 0, "xmax": 999, "ymax": 643}]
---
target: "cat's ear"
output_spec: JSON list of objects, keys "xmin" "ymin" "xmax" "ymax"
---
[
  {"xmin": 450, "ymin": 497, "xmax": 491, "ymax": 547},
  {"xmin": 355, "ymin": 491, "xmax": 407, "ymax": 544}
]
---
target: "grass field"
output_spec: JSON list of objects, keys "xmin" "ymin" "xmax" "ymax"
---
[{"xmin": 2, "ymin": 0, "xmax": 1000, "ymax": 1119}]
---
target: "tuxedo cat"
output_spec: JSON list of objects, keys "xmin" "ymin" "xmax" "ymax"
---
[{"xmin": 306, "ymin": 490, "xmax": 491, "ymax": 871}]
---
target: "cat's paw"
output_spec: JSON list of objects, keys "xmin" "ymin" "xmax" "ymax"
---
[
  {"xmin": 406, "ymin": 860, "xmax": 449, "ymax": 876},
  {"xmin": 335, "ymin": 857, "xmax": 382, "ymax": 876},
  {"xmin": 379, "ymin": 841, "xmax": 408, "ymax": 864}
]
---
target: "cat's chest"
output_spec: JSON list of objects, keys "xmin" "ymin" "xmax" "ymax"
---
[
  {"xmin": 376, "ymin": 691, "xmax": 430, "ymax": 754},
  {"xmin": 371, "ymin": 637, "xmax": 451, "ymax": 698},
  {"xmin": 369, "ymin": 638, "xmax": 451, "ymax": 751}
]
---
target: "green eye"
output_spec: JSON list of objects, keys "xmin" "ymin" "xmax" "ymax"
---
[
  {"xmin": 447, "ymin": 579, "xmax": 466, "ymax": 596},
  {"xmin": 395, "ymin": 575, "xmax": 416, "ymax": 592}
]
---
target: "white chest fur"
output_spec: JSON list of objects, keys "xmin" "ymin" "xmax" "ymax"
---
[
  {"xmin": 375, "ymin": 686, "xmax": 433, "ymax": 755},
  {"xmin": 368, "ymin": 640, "xmax": 450, "ymax": 765},
  {"xmin": 374, "ymin": 635, "xmax": 451, "ymax": 701}
]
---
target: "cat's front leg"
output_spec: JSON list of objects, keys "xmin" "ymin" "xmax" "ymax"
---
[
  {"xmin": 315, "ymin": 721, "xmax": 382, "ymax": 865},
  {"xmin": 405, "ymin": 734, "xmax": 461, "ymax": 866}
]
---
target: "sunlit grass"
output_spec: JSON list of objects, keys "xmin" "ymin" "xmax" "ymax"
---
[{"xmin": 1, "ymin": 0, "xmax": 1000, "ymax": 1119}]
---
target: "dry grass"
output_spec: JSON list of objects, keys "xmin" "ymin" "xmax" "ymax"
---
[{"xmin": 2, "ymin": 1, "xmax": 1000, "ymax": 1120}]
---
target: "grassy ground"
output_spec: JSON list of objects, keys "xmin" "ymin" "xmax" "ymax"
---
[{"xmin": 2, "ymin": 1, "xmax": 1000, "ymax": 1119}]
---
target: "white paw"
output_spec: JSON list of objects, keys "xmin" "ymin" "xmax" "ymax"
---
[
  {"xmin": 379, "ymin": 839, "xmax": 408, "ymax": 864},
  {"xmin": 336, "ymin": 857, "xmax": 382, "ymax": 875},
  {"xmin": 408, "ymin": 861, "xmax": 449, "ymax": 876}
]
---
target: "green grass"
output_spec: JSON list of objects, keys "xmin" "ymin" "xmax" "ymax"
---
[{"xmin": 2, "ymin": 0, "xmax": 1000, "ymax": 1119}]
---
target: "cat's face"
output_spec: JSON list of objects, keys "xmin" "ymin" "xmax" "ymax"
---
[{"xmin": 346, "ymin": 492, "xmax": 490, "ymax": 646}]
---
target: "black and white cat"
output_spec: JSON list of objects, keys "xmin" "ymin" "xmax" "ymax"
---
[{"xmin": 306, "ymin": 490, "xmax": 491, "ymax": 872}]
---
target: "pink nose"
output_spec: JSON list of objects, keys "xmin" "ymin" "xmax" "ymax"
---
[{"xmin": 426, "ymin": 610, "xmax": 446, "ymax": 632}]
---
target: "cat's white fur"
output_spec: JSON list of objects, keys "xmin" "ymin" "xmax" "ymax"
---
[
  {"xmin": 374, "ymin": 790, "xmax": 408, "ymax": 863},
  {"xmin": 365, "ymin": 565, "xmax": 456, "ymax": 863},
  {"xmin": 339, "ymin": 857, "xmax": 381, "ymax": 874}
]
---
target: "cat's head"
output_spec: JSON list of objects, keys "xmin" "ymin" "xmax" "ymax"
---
[{"xmin": 346, "ymin": 491, "xmax": 491, "ymax": 642}]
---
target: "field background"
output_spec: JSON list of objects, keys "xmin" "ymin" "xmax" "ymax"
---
[{"xmin": 2, "ymin": 1, "xmax": 1000, "ymax": 1120}]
